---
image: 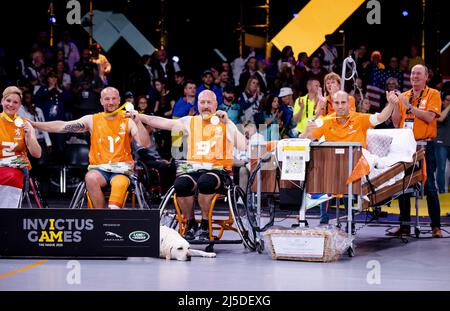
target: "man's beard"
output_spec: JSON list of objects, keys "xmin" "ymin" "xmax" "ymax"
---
[
  {"xmin": 105, "ymin": 106, "xmax": 118, "ymax": 113},
  {"xmin": 336, "ymin": 111, "xmax": 348, "ymax": 118},
  {"xmin": 201, "ymin": 110, "xmax": 212, "ymax": 118}
]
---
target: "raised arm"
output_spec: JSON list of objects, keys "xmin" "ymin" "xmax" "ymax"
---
[
  {"xmin": 215, "ymin": 110, "xmax": 247, "ymax": 151},
  {"xmin": 293, "ymin": 98, "xmax": 304, "ymax": 123},
  {"xmin": 391, "ymin": 94, "xmax": 403, "ymax": 128},
  {"xmin": 299, "ymin": 121, "xmax": 319, "ymax": 140},
  {"xmin": 23, "ymin": 121, "xmax": 42, "ymax": 158},
  {"xmin": 373, "ymin": 91, "xmax": 397, "ymax": 125},
  {"xmin": 136, "ymin": 114, "xmax": 185, "ymax": 132},
  {"xmin": 31, "ymin": 115, "xmax": 91, "ymax": 133},
  {"xmin": 396, "ymin": 93, "xmax": 436, "ymax": 125},
  {"xmin": 315, "ymin": 87, "xmax": 326, "ymax": 117},
  {"xmin": 126, "ymin": 111, "xmax": 150, "ymax": 148}
]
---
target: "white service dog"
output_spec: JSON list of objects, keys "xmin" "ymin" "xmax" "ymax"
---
[{"xmin": 160, "ymin": 225, "xmax": 216, "ymax": 261}]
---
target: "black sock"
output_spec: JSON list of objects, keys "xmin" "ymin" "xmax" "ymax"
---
[
  {"xmin": 201, "ymin": 219, "xmax": 209, "ymax": 231},
  {"xmin": 187, "ymin": 219, "xmax": 197, "ymax": 230}
]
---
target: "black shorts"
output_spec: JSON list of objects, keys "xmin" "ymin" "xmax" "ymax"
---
[{"xmin": 177, "ymin": 169, "xmax": 232, "ymax": 195}]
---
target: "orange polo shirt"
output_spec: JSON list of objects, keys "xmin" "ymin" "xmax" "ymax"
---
[
  {"xmin": 322, "ymin": 95, "xmax": 356, "ymax": 116},
  {"xmin": 312, "ymin": 111, "xmax": 373, "ymax": 148},
  {"xmin": 399, "ymin": 86, "xmax": 441, "ymax": 140}
]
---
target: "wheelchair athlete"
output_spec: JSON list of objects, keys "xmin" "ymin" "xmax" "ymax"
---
[
  {"xmin": 137, "ymin": 90, "xmax": 247, "ymax": 240},
  {"xmin": 0, "ymin": 86, "xmax": 42, "ymax": 208},
  {"xmin": 32, "ymin": 87, "xmax": 150, "ymax": 208}
]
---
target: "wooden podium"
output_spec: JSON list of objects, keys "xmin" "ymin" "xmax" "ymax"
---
[
  {"xmin": 306, "ymin": 142, "xmax": 362, "ymax": 195},
  {"xmin": 249, "ymin": 142, "xmax": 362, "ymax": 196}
]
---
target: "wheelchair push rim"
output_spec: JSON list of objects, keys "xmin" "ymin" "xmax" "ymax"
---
[
  {"xmin": 159, "ymin": 186, "xmax": 179, "ymax": 229},
  {"xmin": 229, "ymin": 185, "xmax": 257, "ymax": 251}
]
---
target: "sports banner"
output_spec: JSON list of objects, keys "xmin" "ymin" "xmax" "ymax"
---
[{"xmin": 0, "ymin": 208, "xmax": 159, "ymax": 258}]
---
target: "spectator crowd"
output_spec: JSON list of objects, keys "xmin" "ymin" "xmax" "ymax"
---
[{"xmin": 0, "ymin": 30, "xmax": 449, "ymax": 194}]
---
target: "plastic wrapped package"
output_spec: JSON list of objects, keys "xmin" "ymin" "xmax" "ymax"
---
[{"xmin": 264, "ymin": 225, "xmax": 354, "ymax": 262}]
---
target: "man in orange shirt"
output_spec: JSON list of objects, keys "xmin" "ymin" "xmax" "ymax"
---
[
  {"xmin": 391, "ymin": 64, "xmax": 443, "ymax": 238},
  {"xmin": 302, "ymin": 89, "xmax": 397, "ymax": 227},
  {"xmin": 316, "ymin": 72, "xmax": 356, "ymax": 116},
  {"xmin": 137, "ymin": 90, "xmax": 247, "ymax": 240},
  {"xmin": 32, "ymin": 87, "xmax": 150, "ymax": 209},
  {"xmin": 303, "ymin": 90, "xmax": 396, "ymax": 147}
]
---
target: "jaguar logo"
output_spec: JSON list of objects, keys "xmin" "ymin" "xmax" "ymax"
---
[{"xmin": 105, "ymin": 231, "xmax": 123, "ymax": 239}]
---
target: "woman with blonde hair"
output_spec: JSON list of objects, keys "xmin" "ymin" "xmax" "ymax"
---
[
  {"xmin": 316, "ymin": 72, "xmax": 356, "ymax": 116},
  {"xmin": 238, "ymin": 76, "xmax": 263, "ymax": 123},
  {"xmin": 0, "ymin": 86, "xmax": 41, "ymax": 208}
]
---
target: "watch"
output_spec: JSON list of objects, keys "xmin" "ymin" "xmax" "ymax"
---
[{"xmin": 406, "ymin": 107, "xmax": 412, "ymax": 114}]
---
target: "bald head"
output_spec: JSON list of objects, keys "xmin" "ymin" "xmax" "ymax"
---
[
  {"xmin": 332, "ymin": 90, "xmax": 350, "ymax": 117},
  {"xmin": 412, "ymin": 64, "xmax": 428, "ymax": 76},
  {"xmin": 101, "ymin": 87, "xmax": 120, "ymax": 99},
  {"xmin": 332, "ymin": 90, "xmax": 349, "ymax": 102},
  {"xmin": 411, "ymin": 64, "xmax": 428, "ymax": 89},
  {"xmin": 198, "ymin": 90, "xmax": 218, "ymax": 117},
  {"xmin": 100, "ymin": 87, "xmax": 121, "ymax": 113}
]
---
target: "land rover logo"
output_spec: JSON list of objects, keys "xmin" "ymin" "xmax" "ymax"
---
[{"xmin": 129, "ymin": 231, "xmax": 150, "ymax": 243}]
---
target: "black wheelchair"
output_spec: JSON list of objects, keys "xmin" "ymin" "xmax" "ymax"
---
[
  {"xmin": 159, "ymin": 169, "xmax": 257, "ymax": 252},
  {"xmin": 15, "ymin": 169, "xmax": 48, "ymax": 209},
  {"xmin": 69, "ymin": 161, "xmax": 152, "ymax": 210}
]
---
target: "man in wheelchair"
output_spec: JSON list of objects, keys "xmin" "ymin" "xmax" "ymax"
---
[
  {"xmin": 136, "ymin": 90, "xmax": 247, "ymax": 240},
  {"xmin": 32, "ymin": 87, "xmax": 150, "ymax": 208},
  {"xmin": 1, "ymin": 86, "xmax": 42, "ymax": 208}
]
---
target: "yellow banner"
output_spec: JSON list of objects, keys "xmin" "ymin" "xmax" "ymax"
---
[{"xmin": 271, "ymin": 0, "xmax": 365, "ymax": 56}]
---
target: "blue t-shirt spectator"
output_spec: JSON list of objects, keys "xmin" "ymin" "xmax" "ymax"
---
[
  {"xmin": 279, "ymin": 104, "xmax": 297, "ymax": 137},
  {"xmin": 196, "ymin": 83, "xmax": 223, "ymax": 106},
  {"xmin": 172, "ymin": 97, "xmax": 197, "ymax": 118}
]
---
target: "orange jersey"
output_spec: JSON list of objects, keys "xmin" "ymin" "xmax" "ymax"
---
[
  {"xmin": 312, "ymin": 111, "xmax": 373, "ymax": 148},
  {"xmin": 187, "ymin": 115, "xmax": 234, "ymax": 171},
  {"xmin": 399, "ymin": 87, "xmax": 441, "ymax": 140},
  {"xmin": 0, "ymin": 116, "xmax": 30, "ymax": 168},
  {"xmin": 322, "ymin": 95, "xmax": 356, "ymax": 116},
  {"xmin": 89, "ymin": 113, "xmax": 133, "ymax": 165}
]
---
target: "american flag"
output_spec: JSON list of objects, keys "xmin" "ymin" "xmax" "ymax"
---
[{"xmin": 366, "ymin": 66, "xmax": 389, "ymax": 111}]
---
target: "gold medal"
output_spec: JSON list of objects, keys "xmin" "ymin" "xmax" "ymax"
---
[
  {"xmin": 125, "ymin": 102, "xmax": 134, "ymax": 112},
  {"xmin": 210, "ymin": 115, "xmax": 220, "ymax": 125},
  {"xmin": 14, "ymin": 117, "xmax": 24, "ymax": 128},
  {"xmin": 1, "ymin": 112, "xmax": 23, "ymax": 127},
  {"xmin": 314, "ymin": 118, "xmax": 323, "ymax": 128}
]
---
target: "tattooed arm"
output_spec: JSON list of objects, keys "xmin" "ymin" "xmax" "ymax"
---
[{"xmin": 31, "ymin": 115, "xmax": 92, "ymax": 133}]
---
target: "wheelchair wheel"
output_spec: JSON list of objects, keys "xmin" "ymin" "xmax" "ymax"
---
[
  {"xmin": 24, "ymin": 177, "xmax": 49, "ymax": 209},
  {"xmin": 229, "ymin": 185, "xmax": 256, "ymax": 251},
  {"xmin": 256, "ymin": 239, "xmax": 265, "ymax": 254},
  {"xmin": 159, "ymin": 186, "xmax": 178, "ymax": 229},
  {"xmin": 245, "ymin": 163, "xmax": 273, "ymax": 232},
  {"xmin": 69, "ymin": 182, "xmax": 87, "ymax": 209},
  {"xmin": 205, "ymin": 244, "xmax": 215, "ymax": 253},
  {"xmin": 134, "ymin": 161, "xmax": 151, "ymax": 192},
  {"xmin": 32, "ymin": 178, "xmax": 49, "ymax": 208},
  {"xmin": 130, "ymin": 176, "xmax": 150, "ymax": 209},
  {"xmin": 135, "ymin": 161, "xmax": 161, "ymax": 206}
]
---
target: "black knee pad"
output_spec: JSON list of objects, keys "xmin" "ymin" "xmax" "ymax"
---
[
  {"xmin": 197, "ymin": 174, "xmax": 220, "ymax": 195},
  {"xmin": 174, "ymin": 175, "xmax": 196, "ymax": 197}
]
